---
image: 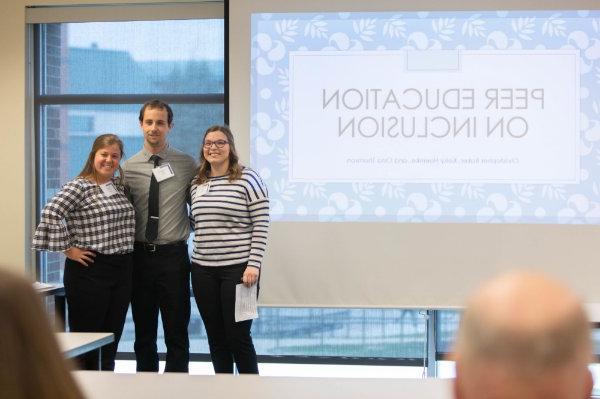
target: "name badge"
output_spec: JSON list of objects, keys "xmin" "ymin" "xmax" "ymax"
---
[
  {"xmin": 100, "ymin": 182, "xmax": 118, "ymax": 197},
  {"xmin": 195, "ymin": 182, "xmax": 210, "ymax": 197},
  {"xmin": 153, "ymin": 164, "xmax": 175, "ymax": 182}
]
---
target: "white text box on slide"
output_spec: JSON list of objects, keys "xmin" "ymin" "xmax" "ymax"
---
[{"xmin": 288, "ymin": 50, "xmax": 579, "ymax": 183}]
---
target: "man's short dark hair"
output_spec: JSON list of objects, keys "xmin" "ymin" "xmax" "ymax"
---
[{"xmin": 139, "ymin": 99, "xmax": 174, "ymax": 125}]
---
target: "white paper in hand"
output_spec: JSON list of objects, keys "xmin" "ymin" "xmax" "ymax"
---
[{"xmin": 235, "ymin": 283, "xmax": 258, "ymax": 322}]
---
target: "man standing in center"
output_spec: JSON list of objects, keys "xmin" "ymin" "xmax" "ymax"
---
[{"xmin": 123, "ymin": 99, "xmax": 197, "ymax": 372}]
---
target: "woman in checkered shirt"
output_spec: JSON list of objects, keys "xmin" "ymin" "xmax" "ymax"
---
[{"xmin": 33, "ymin": 133, "xmax": 135, "ymax": 371}]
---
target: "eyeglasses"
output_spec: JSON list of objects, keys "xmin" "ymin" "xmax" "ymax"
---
[{"xmin": 203, "ymin": 140, "xmax": 229, "ymax": 148}]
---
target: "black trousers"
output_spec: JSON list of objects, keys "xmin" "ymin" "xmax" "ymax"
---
[
  {"xmin": 191, "ymin": 263, "xmax": 259, "ymax": 374},
  {"xmin": 131, "ymin": 243, "xmax": 191, "ymax": 372},
  {"xmin": 63, "ymin": 252, "xmax": 132, "ymax": 371}
]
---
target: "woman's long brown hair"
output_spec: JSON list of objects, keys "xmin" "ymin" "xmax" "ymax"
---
[{"xmin": 0, "ymin": 269, "xmax": 85, "ymax": 399}]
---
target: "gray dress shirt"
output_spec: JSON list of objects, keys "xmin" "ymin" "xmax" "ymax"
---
[{"xmin": 123, "ymin": 145, "xmax": 197, "ymax": 244}]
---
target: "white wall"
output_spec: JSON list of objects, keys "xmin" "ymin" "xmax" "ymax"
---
[{"xmin": 0, "ymin": 0, "xmax": 27, "ymax": 275}]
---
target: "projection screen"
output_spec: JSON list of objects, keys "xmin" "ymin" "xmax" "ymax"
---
[{"xmin": 229, "ymin": 0, "xmax": 600, "ymax": 307}]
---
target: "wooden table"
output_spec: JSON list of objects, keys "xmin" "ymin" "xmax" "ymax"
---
[
  {"xmin": 73, "ymin": 371, "xmax": 453, "ymax": 399},
  {"xmin": 56, "ymin": 332, "xmax": 114, "ymax": 370}
]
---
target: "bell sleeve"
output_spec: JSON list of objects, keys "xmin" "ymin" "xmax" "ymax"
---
[{"xmin": 32, "ymin": 180, "xmax": 85, "ymax": 252}]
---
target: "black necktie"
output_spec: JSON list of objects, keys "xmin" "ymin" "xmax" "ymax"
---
[{"xmin": 145, "ymin": 155, "xmax": 160, "ymax": 242}]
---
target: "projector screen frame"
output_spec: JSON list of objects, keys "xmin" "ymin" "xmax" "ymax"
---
[{"xmin": 229, "ymin": 0, "xmax": 600, "ymax": 308}]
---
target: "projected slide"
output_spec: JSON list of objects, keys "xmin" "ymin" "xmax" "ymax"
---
[{"xmin": 251, "ymin": 11, "xmax": 600, "ymax": 223}]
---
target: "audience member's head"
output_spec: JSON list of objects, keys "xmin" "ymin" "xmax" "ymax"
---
[
  {"xmin": 0, "ymin": 268, "xmax": 84, "ymax": 399},
  {"xmin": 453, "ymin": 271, "xmax": 593, "ymax": 399}
]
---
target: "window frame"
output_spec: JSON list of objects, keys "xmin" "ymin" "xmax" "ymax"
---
[{"xmin": 30, "ymin": 4, "xmax": 228, "ymax": 282}]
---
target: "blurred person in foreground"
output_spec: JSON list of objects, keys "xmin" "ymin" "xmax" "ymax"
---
[
  {"xmin": 453, "ymin": 271, "xmax": 594, "ymax": 399},
  {"xmin": 0, "ymin": 268, "xmax": 84, "ymax": 399}
]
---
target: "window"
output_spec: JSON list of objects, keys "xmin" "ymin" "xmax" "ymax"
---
[
  {"xmin": 34, "ymin": 18, "xmax": 225, "ymax": 356},
  {"xmin": 35, "ymin": 20, "xmax": 225, "ymax": 282}
]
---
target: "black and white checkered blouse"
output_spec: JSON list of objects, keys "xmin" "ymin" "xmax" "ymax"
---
[{"xmin": 32, "ymin": 177, "xmax": 135, "ymax": 254}]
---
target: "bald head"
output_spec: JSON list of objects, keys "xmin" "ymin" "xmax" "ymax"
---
[{"xmin": 453, "ymin": 272, "xmax": 593, "ymax": 399}]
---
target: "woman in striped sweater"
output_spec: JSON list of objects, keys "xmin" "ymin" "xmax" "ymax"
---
[{"xmin": 190, "ymin": 125, "xmax": 269, "ymax": 374}]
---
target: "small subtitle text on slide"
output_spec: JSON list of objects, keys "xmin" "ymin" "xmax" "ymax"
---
[
  {"xmin": 346, "ymin": 157, "xmax": 411, "ymax": 164},
  {"xmin": 345, "ymin": 157, "xmax": 519, "ymax": 166},
  {"xmin": 407, "ymin": 157, "xmax": 520, "ymax": 165}
]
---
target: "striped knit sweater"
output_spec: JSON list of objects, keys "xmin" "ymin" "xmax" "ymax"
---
[{"xmin": 190, "ymin": 168, "xmax": 270, "ymax": 268}]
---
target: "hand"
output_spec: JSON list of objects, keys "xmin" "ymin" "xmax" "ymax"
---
[
  {"xmin": 64, "ymin": 247, "xmax": 96, "ymax": 267},
  {"xmin": 242, "ymin": 267, "xmax": 260, "ymax": 287}
]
